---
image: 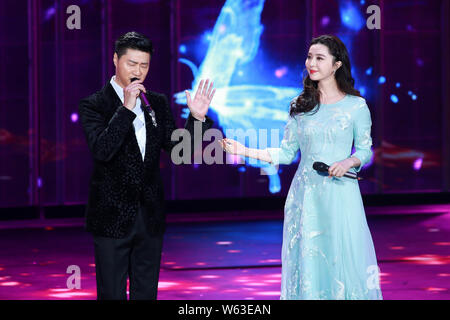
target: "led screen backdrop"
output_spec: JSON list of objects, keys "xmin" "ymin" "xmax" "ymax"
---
[{"xmin": 0, "ymin": 0, "xmax": 447, "ymax": 207}]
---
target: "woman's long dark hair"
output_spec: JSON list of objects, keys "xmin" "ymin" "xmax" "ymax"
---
[{"xmin": 290, "ymin": 34, "xmax": 361, "ymax": 117}]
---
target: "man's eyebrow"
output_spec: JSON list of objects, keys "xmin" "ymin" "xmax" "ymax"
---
[{"xmin": 128, "ymin": 59, "xmax": 148, "ymax": 65}]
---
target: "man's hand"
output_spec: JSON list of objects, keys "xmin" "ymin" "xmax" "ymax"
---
[
  {"xmin": 123, "ymin": 79, "xmax": 146, "ymax": 110},
  {"xmin": 328, "ymin": 158, "xmax": 354, "ymax": 178},
  {"xmin": 185, "ymin": 79, "xmax": 215, "ymax": 121}
]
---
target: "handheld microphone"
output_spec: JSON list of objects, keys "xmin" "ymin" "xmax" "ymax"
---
[
  {"xmin": 312, "ymin": 161, "xmax": 362, "ymax": 180},
  {"xmin": 130, "ymin": 77, "xmax": 157, "ymax": 127}
]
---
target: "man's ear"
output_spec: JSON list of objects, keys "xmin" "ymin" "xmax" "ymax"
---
[{"xmin": 113, "ymin": 53, "xmax": 118, "ymax": 68}]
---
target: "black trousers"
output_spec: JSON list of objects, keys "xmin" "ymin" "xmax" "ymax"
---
[{"xmin": 93, "ymin": 204, "xmax": 164, "ymax": 300}]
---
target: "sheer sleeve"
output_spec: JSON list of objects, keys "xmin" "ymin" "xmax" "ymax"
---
[
  {"xmin": 266, "ymin": 116, "xmax": 300, "ymax": 166},
  {"xmin": 351, "ymin": 101, "xmax": 373, "ymax": 172}
]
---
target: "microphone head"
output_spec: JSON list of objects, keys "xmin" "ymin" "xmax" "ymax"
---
[
  {"xmin": 312, "ymin": 161, "xmax": 329, "ymax": 172},
  {"xmin": 130, "ymin": 77, "xmax": 139, "ymax": 83}
]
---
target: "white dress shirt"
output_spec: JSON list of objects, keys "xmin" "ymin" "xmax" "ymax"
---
[{"xmin": 110, "ymin": 76, "xmax": 146, "ymax": 161}]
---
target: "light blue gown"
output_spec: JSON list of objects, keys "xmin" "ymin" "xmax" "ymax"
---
[{"xmin": 267, "ymin": 94, "xmax": 383, "ymax": 300}]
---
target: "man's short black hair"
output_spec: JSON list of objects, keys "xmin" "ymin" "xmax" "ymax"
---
[{"xmin": 114, "ymin": 31, "xmax": 154, "ymax": 59}]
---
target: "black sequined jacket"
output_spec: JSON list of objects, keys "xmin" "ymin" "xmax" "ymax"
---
[{"xmin": 78, "ymin": 82, "xmax": 213, "ymax": 238}]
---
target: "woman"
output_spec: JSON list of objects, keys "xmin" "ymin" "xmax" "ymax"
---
[{"xmin": 220, "ymin": 35, "xmax": 383, "ymax": 300}]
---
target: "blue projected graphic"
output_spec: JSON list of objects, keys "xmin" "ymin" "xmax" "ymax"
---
[
  {"xmin": 340, "ymin": 2, "xmax": 365, "ymax": 31},
  {"xmin": 174, "ymin": 0, "xmax": 420, "ymax": 193},
  {"xmin": 174, "ymin": 0, "xmax": 299, "ymax": 194}
]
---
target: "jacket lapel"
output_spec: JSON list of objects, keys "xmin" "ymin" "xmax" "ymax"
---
[
  {"xmin": 103, "ymin": 82, "xmax": 123, "ymax": 116},
  {"xmin": 143, "ymin": 91, "xmax": 165, "ymax": 165},
  {"xmin": 142, "ymin": 92, "xmax": 159, "ymax": 164},
  {"xmin": 102, "ymin": 82, "xmax": 144, "ymax": 164},
  {"xmin": 102, "ymin": 82, "xmax": 162, "ymax": 165}
]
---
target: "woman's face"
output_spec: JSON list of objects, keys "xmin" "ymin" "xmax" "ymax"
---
[{"xmin": 305, "ymin": 43, "xmax": 340, "ymax": 82}]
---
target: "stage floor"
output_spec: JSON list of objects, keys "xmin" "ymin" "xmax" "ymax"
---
[{"xmin": 0, "ymin": 211, "xmax": 449, "ymax": 300}]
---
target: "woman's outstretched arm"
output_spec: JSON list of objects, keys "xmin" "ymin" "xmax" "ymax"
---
[
  {"xmin": 220, "ymin": 116, "xmax": 300, "ymax": 165},
  {"xmin": 220, "ymin": 139, "xmax": 273, "ymax": 163}
]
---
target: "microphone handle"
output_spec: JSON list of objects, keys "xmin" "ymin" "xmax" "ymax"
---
[
  {"xmin": 343, "ymin": 172, "xmax": 363, "ymax": 180},
  {"xmin": 313, "ymin": 162, "xmax": 362, "ymax": 180},
  {"xmin": 323, "ymin": 165, "xmax": 359, "ymax": 180},
  {"xmin": 139, "ymin": 91, "xmax": 157, "ymax": 127},
  {"xmin": 139, "ymin": 92, "xmax": 150, "ymax": 108}
]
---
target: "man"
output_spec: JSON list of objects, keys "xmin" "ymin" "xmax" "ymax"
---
[{"xmin": 78, "ymin": 31, "xmax": 215, "ymax": 300}]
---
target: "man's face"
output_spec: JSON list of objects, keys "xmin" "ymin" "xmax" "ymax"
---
[{"xmin": 113, "ymin": 48, "xmax": 150, "ymax": 88}]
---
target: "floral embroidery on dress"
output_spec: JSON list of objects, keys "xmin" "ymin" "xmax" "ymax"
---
[{"xmin": 269, "ymin": 95, "xmax": 383, "ymax": 300}]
